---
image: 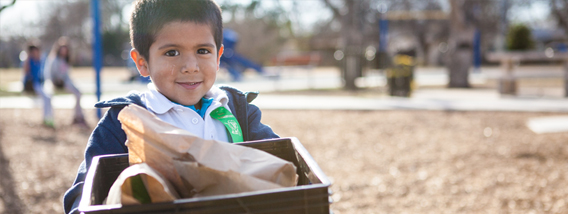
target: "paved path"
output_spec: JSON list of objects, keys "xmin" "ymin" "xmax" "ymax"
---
[
  {"xmin": 1, "ymin": 66, "xmax": 567, "ymax": 112},
  {"xmin": 254, "ymin": 89, "xmax": 568, "ymax": 112}
]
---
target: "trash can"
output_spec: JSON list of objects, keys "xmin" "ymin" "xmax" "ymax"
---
[
  {"xmin": 78, "ymin": 137, "xmax": 332, "ymax": 214},
  {"xmin": 386, "ymin": 51, "xmax": 415, "ymax": 97}
]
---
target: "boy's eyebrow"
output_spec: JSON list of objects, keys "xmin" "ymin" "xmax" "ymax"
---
[
  {"xmin": 196, "ymin": 43, "xmax": 216, "ymax": 48},
  {"xmin": 157, "ymin": 43, "xmax": 216, "ymax": 50},
  {"xmin": 157, "ymin": 44, "xmax": 180, "ymax": 50}
]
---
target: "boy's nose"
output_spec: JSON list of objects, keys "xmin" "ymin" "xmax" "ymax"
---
[{"xmin": 181, "ymin": 54, "xmax": 199, "ymax": 73}]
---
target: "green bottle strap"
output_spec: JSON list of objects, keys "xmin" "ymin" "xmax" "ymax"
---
[
  {"xmin": 210, "ymin": 107, "xmax": 243, "ymax": 143},
  {"xmin": 130, "ymin": 174, "xmax": 151, "ymax": 204}
]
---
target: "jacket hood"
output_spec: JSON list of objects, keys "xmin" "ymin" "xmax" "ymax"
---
[{"xmin": 94, "ymin": 91, "xmax": 144, "ymax": 108}]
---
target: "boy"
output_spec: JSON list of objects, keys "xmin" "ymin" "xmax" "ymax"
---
[
  {"xmin": 63, "ymin": 1, "xmax": 278, "ymax": 213},
  {"xmin": 23, "ymin": 45, "xmax": 54, "ymax": 127}
]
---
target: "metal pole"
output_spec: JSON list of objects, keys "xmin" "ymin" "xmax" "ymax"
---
[
  {"xmin": 498, "ymin": 0, "xmax": 509, "ymax": 50},
  {"xmin": 379, "ymin": 16, "xmax": 388, "ymax": 53},
  {"xmin": 473, "ymin": 28, "xmax": 481, "ymax": 72},
  {"xmin": 377, "ymin": 4, "xmax": 389, "ymax": 71},
  {"xmin": 91, "ymin": 0, "xmax": 103, "ymax": 118},
  {"xmin": 564, "ymin": 60, "xmax": 568, "ymax": 97}
]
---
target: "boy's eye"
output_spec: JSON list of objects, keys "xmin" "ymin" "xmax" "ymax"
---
[
  {"xmin": 165, "ymin": 50, "xmax": 179, "ymax": 56},
  {"xmin": 197, "ymin": 49, "xmax": 210, "ymax": 54}
]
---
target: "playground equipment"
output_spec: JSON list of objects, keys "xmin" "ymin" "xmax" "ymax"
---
[
  {"xmin": 91, "ymin": 0, "xmax": 102, "ymax": 118},
  {"xmin": 220, "ymin": 29, "xmax": 264, "ymax": 81}
]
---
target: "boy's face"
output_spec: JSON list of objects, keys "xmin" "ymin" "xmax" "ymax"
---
[
  {"xmin": 132, "ymin": 21, "xmax": 223, "ymax": 106},
  {"xmin": 30, "ymin": 49, "xmax": 40, "ymax": 60}
]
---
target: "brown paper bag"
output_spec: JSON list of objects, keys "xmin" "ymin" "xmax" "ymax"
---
[
  {"xmin": 105, "ymin": 163, "xmax": 179, "ymax": 205},
  {"xmin": 117, "ymin": 104, "xmax": 297, "ymax": 199},
  {"xmin": 172, "ymin": 160, "xmax": 283, "ymax": 197}
]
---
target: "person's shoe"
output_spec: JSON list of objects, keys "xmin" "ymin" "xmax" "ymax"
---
[{"xmin": 43, "ymin": 119, "xmax": 55, "ymax": 128}]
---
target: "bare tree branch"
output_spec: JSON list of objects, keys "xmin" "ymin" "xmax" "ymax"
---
[
  {"xmin": 551, "ymin": 0, "xmax": 568, "ymax": 32},
  {"xmin": 322, "ymin": 0, "xmax": 341, "ymax": 19},
  {"xmin": 0, "ymin": 0, "xmax": 17, "ymax": 13}
]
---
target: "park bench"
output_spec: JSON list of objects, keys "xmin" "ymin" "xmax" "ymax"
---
[{"xmin": 486, "ymin": 51, "xmax": 568, "ymax": 97}]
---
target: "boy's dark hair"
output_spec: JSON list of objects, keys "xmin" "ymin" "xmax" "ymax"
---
[
  {"xmin": 28, "ymin": 45, "xmax": 39, "ymax": 52},
  {"xmin": 130, "ymin": 0, "xmax": 223, "ymax": 61}
]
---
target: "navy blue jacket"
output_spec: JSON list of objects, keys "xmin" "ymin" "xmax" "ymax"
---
[{"xmin": 63, "ymin": 86, "xmax": 279, "ymax": 214}]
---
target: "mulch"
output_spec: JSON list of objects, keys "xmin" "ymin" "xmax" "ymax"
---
[{"xmin": 0, "ymin": 108, "xmax": 567, "ymax": 213}]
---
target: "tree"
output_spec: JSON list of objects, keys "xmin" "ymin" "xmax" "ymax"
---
[
  {"xmin": 506, "ymin": 24, "xmax": 534, "ymax": 50},
  {"xmin": 38, "ymin": 0, "xmax": 131, "ymax": 66},
  {"xmin": 445, "ymin": 0, "xmax": 507, "ymax": 88},
  {"xmin": 39, "ymin": 0, "xmax": 91, "ymax": 55},
  {"xmin": 447, "ymin": 0, "xmax": 476, "ymax": 88},
  {"xmin": 221, "ymin": 1, "xmax": 292, "ymax": 65},
  {"xmin": 0, "ymin": 0, "xmax": 16, "ymax": 13},
  {"xmin": 100, "ymin": 0, "xmax": 131, "ymax": 66},
  {"xmin": 446, "ymin": 0, "xmax": 505, "ymax": 88},
  {"xmin": 551, "ymin": 0, "xmax": 568, "ymax": 33},
  {"xmin": 322, "ymin": 0, "xmax": 371, "ymax": 90}
]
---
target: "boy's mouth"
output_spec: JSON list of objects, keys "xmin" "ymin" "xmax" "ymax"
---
[{"xmin": 178, "ymin": 81, "xmax": 202, "ymax": 90}]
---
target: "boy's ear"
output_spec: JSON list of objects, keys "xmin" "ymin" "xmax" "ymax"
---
[
  {"xmin": 217, "ymin": 45, "xmax": 224, "ymax": 70},
  {"xmin": 130, "ymin": 49, "xmax": 150, "ymax": 77}
]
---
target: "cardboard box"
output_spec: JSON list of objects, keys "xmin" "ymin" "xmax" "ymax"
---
[{"xmin": 79, "ymin": 137, "xmax": 332, "ymax": 214}]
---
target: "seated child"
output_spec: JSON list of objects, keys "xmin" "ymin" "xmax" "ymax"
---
[
  {"xmin": 23, "ymin": 45, "xmax": 41, "ymax": 93},
  {"xmin": 63, "ymin": 0, "xmax": 278, "ymax": 213},
  {"xmin": 23, "ymin": 44, "xmax": 54, "ymax": 127},
  {"xmin": 43, "ymin": 37, "xmax": 87, "ymax": 126}
]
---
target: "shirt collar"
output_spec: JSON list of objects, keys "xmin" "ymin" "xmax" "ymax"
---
[
  {"xmin": 144, "ymin": 83, "xmax": 176, "ymax": 114},
  {"xmin": 206, "ymin": 85, "xmax": 229, "ymax": 107},
  {"xmin": 144, "ymin": 83, "xmax": 229, "ymax": 115}
]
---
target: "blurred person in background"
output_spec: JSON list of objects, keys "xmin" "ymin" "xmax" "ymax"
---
[
  {"xmin": 23, "ymin": 43, "xmax": 55, "ymax": 127},
  {"xmin": 43, "ymin": 37, "xmax": 87, "ymax": 127}
]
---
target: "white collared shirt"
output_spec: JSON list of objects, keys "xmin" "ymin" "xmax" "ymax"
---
[{"xmin": 141, "ymin": 83, "xmax": 230, "ymax": 142}]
